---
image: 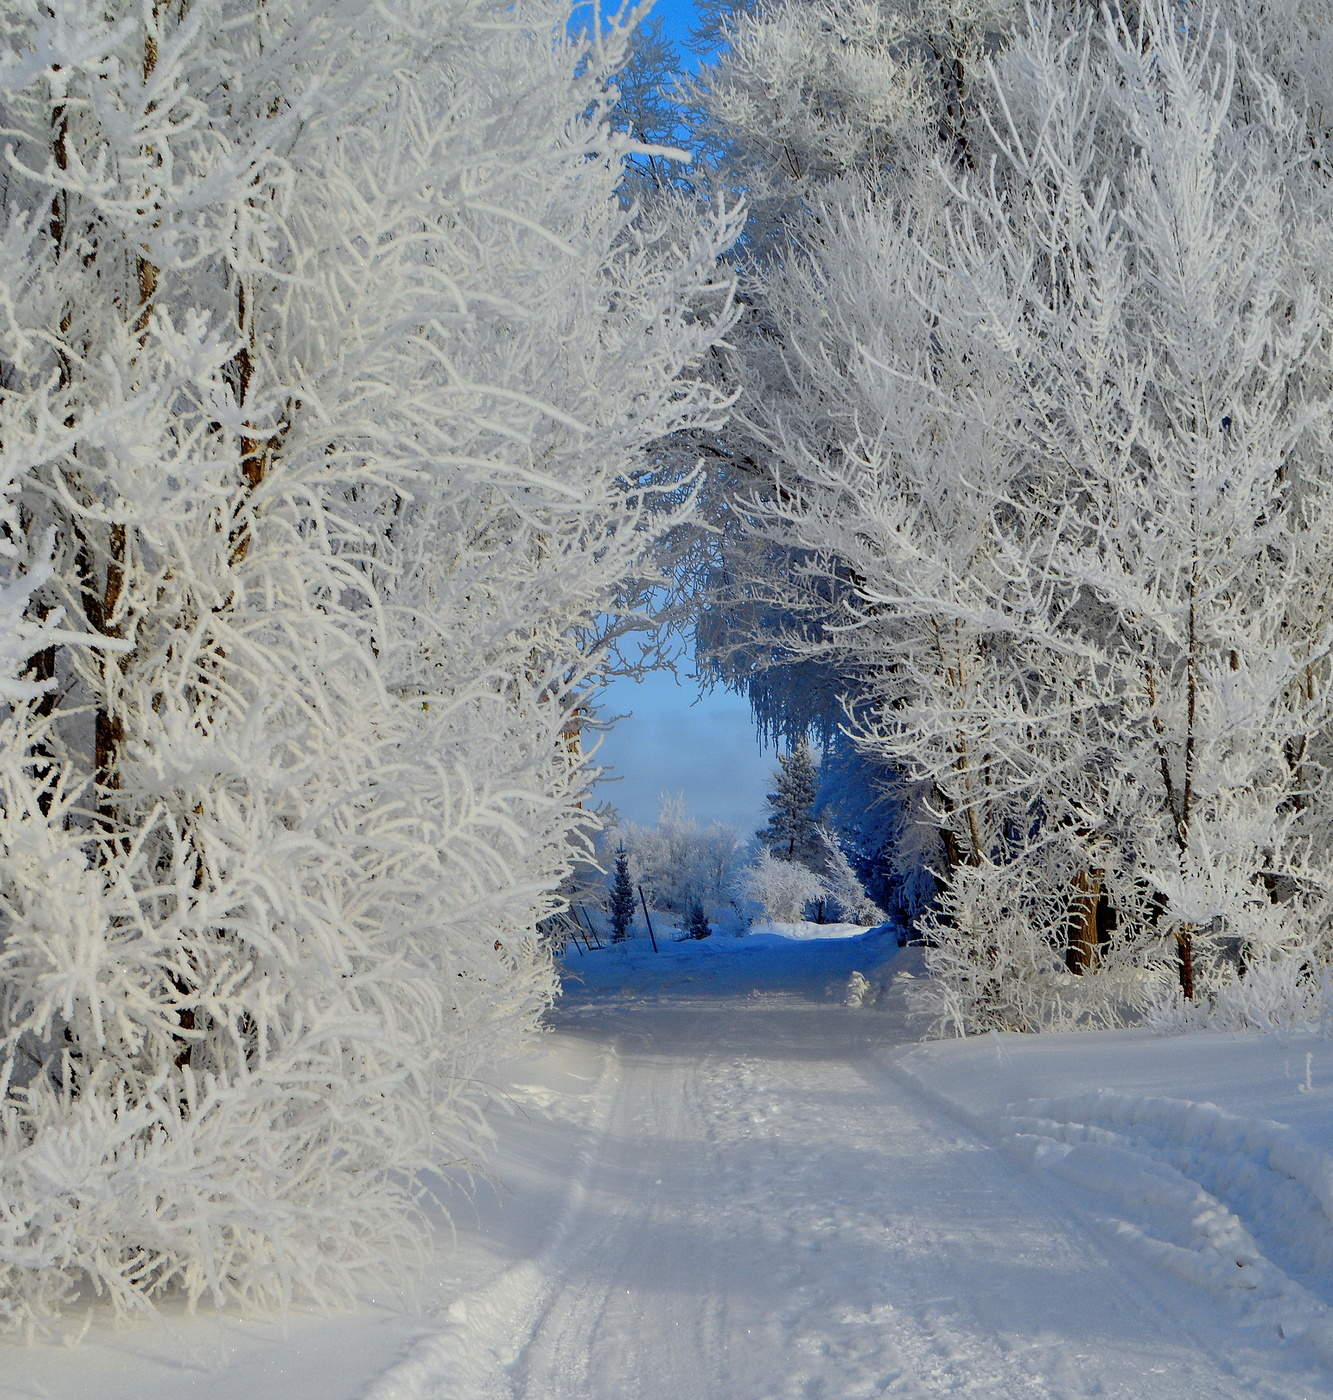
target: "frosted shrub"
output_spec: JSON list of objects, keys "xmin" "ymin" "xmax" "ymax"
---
[
  {"xmin": 914, "ymin": 856, "xmax": 1160, "ymax": 1035},
  {"xmin": 844, "ymin": 970, "xmax": 874, "ymax": 1007},
  {"xmin": 745, "ymin": 850, "xmax": 827, "ymax": 923},
  {"xmin": 1143, "ymin": 920, "xmax": 1332, "ymax": 1035}
]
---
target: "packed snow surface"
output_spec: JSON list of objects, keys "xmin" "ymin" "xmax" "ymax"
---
[{"xmin": 8, "ymin": 926, "xmax": 1333, "ymax": 1397}]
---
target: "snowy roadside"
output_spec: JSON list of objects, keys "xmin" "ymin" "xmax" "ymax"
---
[
  {"xmin": 0, "ymin": 923, "xmax": 885, "ymax": 1399},
  {"xmin": 0, "ymin": 1032, "xmax": 615, "ymax": 1400},
  {"xmin": 887, "ymin": 994, "xmax": 1333, "ymax": 1366}
]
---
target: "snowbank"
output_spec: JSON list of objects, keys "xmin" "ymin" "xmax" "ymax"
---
[
  {"xmin": 891, "ymin": 1024, "xmax": 1333, "ymax": 1361},
  {"xmin": 748, "ymin": 920, "xmax": 878, "ymax": 943},
  {"xmin": 0, "ymin": 1035, "xmax": 617, "ymax": 1400}
]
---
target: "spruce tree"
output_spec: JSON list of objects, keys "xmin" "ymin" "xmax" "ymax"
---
[
  {"xmin": 607, "ymin": 845, "xmax": 637, "ymax": 942},
  {"xmin": 757, "ymin": 741, "xmax": 823, "ymax": 870},
  {"xmin": 684, "ymin": 900, "xmax": 713, "ymax": 940}
]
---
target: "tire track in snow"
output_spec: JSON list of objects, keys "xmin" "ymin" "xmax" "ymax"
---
[
  {"xmin": 365, "ymin": 954, "xmax": 1332, "ymax": 1399},
  {"xmin": 357, "ymin": 1036, "xmax": 624, "ymax": 1400},
  {"xmin": 520, "ymin": 995, "xmax": 1270, "ymax": 1398},
  {"xmin": 509, "ymin": 1019, "xmax": 747, "ymax": 1400},
  {"xmin": 692, "ymin": 1014, "xmax": 1160, "ymax": 1400},
  {"xmin": 874, "ymin": 1042, "xmax": 1321, "ymax": 1400}
]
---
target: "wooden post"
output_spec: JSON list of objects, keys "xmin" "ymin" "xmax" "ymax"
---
[
  {"xmin": 574, "ymin": 902, "xmax": 602, "ymax": 950},
  {"xmin": 1176, "ymin": 924, "xmax": 1195, "ymax": 1002},
  {"xmin": 638, "ymin": 885, "xmax": 659, "ymax": 953}
]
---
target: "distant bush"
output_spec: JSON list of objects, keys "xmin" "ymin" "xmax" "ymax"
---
[{"xmin": 745, "ymin": 850, "xmax": 827, "ymax": 923}]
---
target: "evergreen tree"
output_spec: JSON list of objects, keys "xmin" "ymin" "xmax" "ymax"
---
[
  {"xmin": 684, "ymin": 900, "xmax": 713, "ymax": 940},
  {"xmin": 757, "ymin": 742, "xmax": 823, "ymax": 870},
  {"xmin": 607, "ymin": 845, "xmax": 637, "ymax": 943}
]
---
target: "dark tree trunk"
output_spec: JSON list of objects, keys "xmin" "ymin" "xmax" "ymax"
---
[
  {"xmin": 1176, "ymin": 926, "xmax": 1195, "ymax": 1002},
  {"xmin": 1066, "ymin": 870, "xmax": 1103, "ymax": 975}
]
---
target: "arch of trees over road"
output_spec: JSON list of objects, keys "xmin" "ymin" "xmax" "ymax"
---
[{"xmin": 1, "ymin": 0, "xmax": 1332, "ymax": 1338}]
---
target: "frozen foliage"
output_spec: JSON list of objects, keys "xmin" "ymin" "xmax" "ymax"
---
[
  {"xmin": 609, "ymin": 793, "xmax": 749, "ymax": 915},
  {"xmin": 745, "ymin": 849, "xmax": 828, "ymax": 923},
  {"xmin": 686, "ymin": 0, "xmax": 1020, "ymax": 244},
  {"xmin": 697, "ymin": 0, "xmax": 1333, "ymax": 1033},
  {"xmin": 813, "ymin": 733, "xmax": 906, "ymax": 911},
  {"xmin": 0, "ymin": 0, "xmax": 737, "ymax": 1335},
  {"xmin": 817, "ymin": 826, "xmax": 885, "ymax": 926}
]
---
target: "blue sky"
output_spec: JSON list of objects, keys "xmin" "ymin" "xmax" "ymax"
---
[
  {"xmin": 645, "ymin": 0, "xmax": 699, "ymax": 53},
  {"xmin": 592, "ymin": 669, "xmax": 774, "ymax": 834}
]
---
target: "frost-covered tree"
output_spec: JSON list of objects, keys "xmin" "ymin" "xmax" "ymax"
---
[
  {"xmin": 683, "ymin": 0, "xmax": 1041, "ymax": 933},
  {"xmin": 812, "ymin": 728, "xmax": 907, "ymax": 912},
  {"xmin": 718, "ymin": 0, "xmax": 1333, "ymax": 1029},
  {"xmin": 686, "ymin": 0, "xmax": 1022, "ymax": 243},
  {"xmin": 611, "ymin": 793, "xmax": 748, "ymax": 914},
  {"xmin": 818, "ymin": 827, "xmax": 885, "ymax": 926},
  {"xmin": 0, "ymin": 0, "xmax": 737, "ymax": 1334},
  {"xmin": 745, "ymin": 849, "xmax": 828, "ymax": 923}
]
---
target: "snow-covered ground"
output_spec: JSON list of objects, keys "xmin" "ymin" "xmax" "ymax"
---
[{"xmin": 8, "ymin": 926, "xmax": 1333, "ymax": 1397}]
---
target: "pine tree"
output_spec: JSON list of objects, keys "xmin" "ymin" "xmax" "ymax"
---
[
  {"xmin": 684, "ymin": 900, "xmax": 713, "ymax": 940},
  {"xmin": 607, "ymin": 845, "xmax": 637, "ymax": 942},
  {"xmin": 757, "ymin": 741, "xmax": 823, "ymax": 870}
]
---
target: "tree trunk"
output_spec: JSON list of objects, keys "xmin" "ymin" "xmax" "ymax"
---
[
  {"xmin": 91, "ymin": 12, "xmax": 160, "ymax": 838},
  {"xmin": 1175, "ymin": 924, "xmax": 1195, "ymax": 1002},
  {"xmin": 73, "ymin": 531, "xmax": 126, "ymax": 837},
  {"xmin": 1066, "ymin": 869, "xmax": 1102, "ymax": 975},
  {"xmin": 24, "ymin": 87, "xmax": 75, "ymax": 816}
]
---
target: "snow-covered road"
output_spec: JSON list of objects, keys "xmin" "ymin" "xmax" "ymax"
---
[
  {"xmin": 484, "ymin": 940, "xmax": 1322, "ymax": 1400},
  {"xmin": 12, "ymin": 931, "xmax": 1333, "ymax": 1399}
]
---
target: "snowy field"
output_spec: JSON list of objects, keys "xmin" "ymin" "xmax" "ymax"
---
[{"xmin": 8, "ymin": 927, "xmax": 1333, "ymax": 1398}]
